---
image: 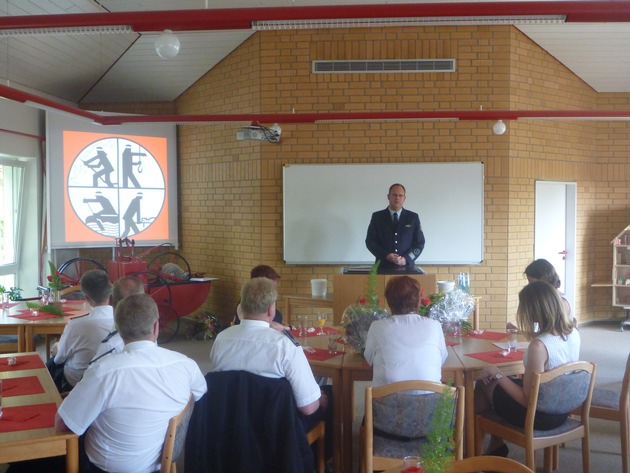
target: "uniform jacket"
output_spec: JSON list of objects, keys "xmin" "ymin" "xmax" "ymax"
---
[{"xmin": 365, "ymin": 207, "xmax": 425, "ymax": 270}]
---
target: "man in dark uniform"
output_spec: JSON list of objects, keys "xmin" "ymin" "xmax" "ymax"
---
[{"xmin": 365, "ymin": 183, "xmax": 425, "ymax": 272}]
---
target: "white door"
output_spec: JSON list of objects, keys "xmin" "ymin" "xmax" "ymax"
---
[{"xmin": 534, "ymin": 181, "xmax": 576, "ymax": 315}]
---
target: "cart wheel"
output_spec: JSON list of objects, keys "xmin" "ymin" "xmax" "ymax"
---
[
  {"xmin": 131, "ymin": 270, "xmax": 179, "ymax": 344},
  {"xmin": 58, "ymin": 258, "xmax": 106, "ymax": 286},
  {"xmin": 147, "ymin": 252, "xmax": 192, "ymax": 281}
]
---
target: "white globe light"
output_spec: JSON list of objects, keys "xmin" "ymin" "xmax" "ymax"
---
[
  {"xmin": 154, "ymin": 30, "xmax": 180, "ymax": 59},
  {"xmin": 492, "ymin": 120, "xmax": 507, "ymax": 135}
]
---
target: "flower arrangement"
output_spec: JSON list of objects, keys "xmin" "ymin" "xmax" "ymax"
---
[
  {"xmin": 186, "ymin": 311, "xmax": 221, "ymax": 341},
  {"xmin": 47, "ymin": 260, "xmax": 69, "ymax": 294},
  {"xmin": 418, "ymin": 288, "xmax": 474, "ymax": 334},
  {"xmin": 341, "ymin": 261, "xmax": 390, "ymax": 354}
]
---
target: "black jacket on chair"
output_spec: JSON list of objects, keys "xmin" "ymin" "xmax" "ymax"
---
[{"xmin": 184, "ymin": 370, "xmax": 313, "ymax": 473}]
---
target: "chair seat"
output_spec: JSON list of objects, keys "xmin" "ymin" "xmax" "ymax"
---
[
  {"xmin": 591, "ymin": 387, "xmax": 620, "ymax": 410},
  {"xmin": 479, "ymin": 409, "xmax": 583, "ymax": 438},
  {"xmin": 373, "ymin": 434, "xmax": 428, "ymax": 460}
]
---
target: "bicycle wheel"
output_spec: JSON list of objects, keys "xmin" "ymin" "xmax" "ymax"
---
[
  {"xmin": 58, "ymin": 258, "xmax": 106, "ymax": 287},
  {"xmin": 147, "ymin": 252, "xmax": 191, "ymax": 281},
  {"xmin": 131, "ymin": 270, "xmax": 180, "ymax": 344}
]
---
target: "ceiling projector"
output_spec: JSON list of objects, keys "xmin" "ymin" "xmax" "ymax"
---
[{"xmin": 236, "ymin": 124, "xmax": 281, "ymax": 143}]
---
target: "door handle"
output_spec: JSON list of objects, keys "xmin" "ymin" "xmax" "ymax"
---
[{"xmin": 558, "ymin": 250, "xmax": 568, "ymax": 261}]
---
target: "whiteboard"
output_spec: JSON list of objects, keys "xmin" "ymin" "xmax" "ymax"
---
[{"xmin": 283, "ymin": 162, "xmax": 484, "ymax": 265}]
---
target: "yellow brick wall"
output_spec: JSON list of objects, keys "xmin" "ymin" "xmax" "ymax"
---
[{"xmin": 79, "ymin": 25, "xmax": 630, "ymax": 328}]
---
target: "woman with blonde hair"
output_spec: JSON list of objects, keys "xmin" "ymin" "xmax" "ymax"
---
[{"xmin": 476, "ymin": 280, "xmax": 580, "ymax": 457}]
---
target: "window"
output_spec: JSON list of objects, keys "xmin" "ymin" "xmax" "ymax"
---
[{"xmin": 0, "ymin": 156, "xmax": 40, "ymax": 296}]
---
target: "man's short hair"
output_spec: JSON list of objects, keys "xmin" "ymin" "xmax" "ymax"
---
[
  {"xmin": 112, "ymin": 276, "xmax": 145, "ymax": 307},
  {"xmin": 388, "ymin": 183, "xmax": 406, "ymax": 195},
  {"xmin": 240, "ymin": 277, "xmax": 277, "ymax": 318},
  {"xmin": 385, "ymin": 275, "xmax": 421, "ymax": 314},
  {"xmin": 80, "ymin": 269, "xmax": 112, "ymax": 304},
  {"xmin": 115, "ymin": 293, "xmax": 158, "ymax": 342}
]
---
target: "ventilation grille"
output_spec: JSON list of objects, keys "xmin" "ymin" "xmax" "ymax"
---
[{"xmin": 313, "ymin": 59, "xmax": 455, "ymax": 73}]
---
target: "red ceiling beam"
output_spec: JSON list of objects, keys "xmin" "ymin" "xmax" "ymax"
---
[
  {"xmin": 0, "ymin": 2, "xmax": 629, "ymax": 32},
  {"xmin": 3, "ymin": 84, "xmax": 629, "ymax": 124}
]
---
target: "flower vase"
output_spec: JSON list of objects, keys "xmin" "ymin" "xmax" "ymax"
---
[{"xmin": 50, "ymin": 290, "xmax": 63, "ymax": 310}]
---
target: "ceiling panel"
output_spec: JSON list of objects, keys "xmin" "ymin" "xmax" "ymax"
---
[{"xmin": 0, "ymin": 0, "xmax": 630, "ymax": 106}]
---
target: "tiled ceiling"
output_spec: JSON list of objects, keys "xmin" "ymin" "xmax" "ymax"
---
[{"xmin": 0, "ymin": 0, "xmax": 629, "ymax": 107}]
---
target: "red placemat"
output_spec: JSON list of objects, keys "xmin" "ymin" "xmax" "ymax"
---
[
  {"xmin": 0, "ymin": 354, "xmax": 45, "ymax": 372},
  {"xmin": 0, "ymin": 403, "xmax": 56, "ymax": 433},
  {"xmin": 290, "ymin": 326, "xmax": 341, "ymax": 338},
  {"xmin": 1, "ymin": 303, "xmax": 19, "ymax": 309},
  {"xmin": 464, "ymin": 331, "xmax": 508, "ymax": 341},
  {"xmin": 446, "ymin": 340, "xmax": 460, "ymax": 347},
  {"xmin": 1, "ymin": 376, "xmax": 44, "ymax": 397},
  {"xmin": 465, "ymin": 349, "xmax": 524, "ymax": 364},
  {"xmin": 10, "ymin": 311, "xmax": 60, "ymax": 321},
  {"xmin": 303, "ymin": 347, "xmax": 342, "ymax": 361}
]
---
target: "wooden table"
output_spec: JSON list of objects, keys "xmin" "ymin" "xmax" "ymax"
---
[
  {"xmin": 284, "ymin": 294, "xmax": 334, "ymax": 325},
  {"xmin": 0, "ymin": 301, "xmax": 90, "ymax": 354},
  {"xmin": 305, "ymin": 329, "xmax": 524, "ymax": 473},
  {"xmin": 0, "ymin": 352, "xmax": 78, "ymax": 472}
]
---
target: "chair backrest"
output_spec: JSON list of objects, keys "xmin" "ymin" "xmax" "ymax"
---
[
  {"xmin": 364, "ymin": 380, "xmax": 464, "ymax": 473},
  {"xmin": 160, "ymin": 395, "xmax": 195, "ymax": 473},
  {"xmin": 447, "ymin": 456, "xmax": 535, "ymax": 473},
  {"xmin": 524, "ymin": 361, "xmax": 597, "ymax": 434},
  {"xmin": 184, "ymin": 370, "xmax": 313, "ymax": 473},
  {"xmin": 60, "ymin": 285, "xmax": 85, "ymax": 300},
  {"xmin": 621, "ymin": 352, "xmax": 630, "ymax": 417}
]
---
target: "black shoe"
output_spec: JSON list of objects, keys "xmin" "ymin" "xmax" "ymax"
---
[{"xmin": 485, "ymin": 443, "xmax": 509, "ymax": 457}]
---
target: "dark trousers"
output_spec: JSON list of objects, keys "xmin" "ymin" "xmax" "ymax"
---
[
  {"xmin": 300, "ymin": 384, "xmax": 333, "ymax": 462},
  {"xmin": 46, "ymin": 357, "xmax": 72, "ymax": 393}
]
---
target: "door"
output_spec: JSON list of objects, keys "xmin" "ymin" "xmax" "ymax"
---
[{"xmin": 534, "ymin": 181, "xmax": 576, "ymax": 317}]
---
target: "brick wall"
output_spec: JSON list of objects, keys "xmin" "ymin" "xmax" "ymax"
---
[{"xmin": 81, "ymin": 25, "xmax": 630, "ymax": 328}]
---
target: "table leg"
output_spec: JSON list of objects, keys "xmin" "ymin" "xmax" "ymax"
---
[
  {"xmin": 66, "ymin": 437, "xmax": 79, "ymax": 473},
  {"xmin": 464, "ymin": 371, "xmax": 476, "ymax": 457},
  {"xmin": 17, "ymin": 326, "xmax": 25, "ymax": 352},
  {"xmin": 341, "ymin": 370, "xmax": 355, "ymax": 473},
  {"xmin": 25, "ymin": 326, "xmax": 34, "ymax": 352}
]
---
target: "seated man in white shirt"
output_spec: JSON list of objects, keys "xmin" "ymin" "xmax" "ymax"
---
[
  {"xmin": 210, "ymin": 276, "xmax": 329, "ymax": 424},
  {"xmin": 90, "ymin": 275, "xmax": 145, "ymax": 365},
  {"xmin": 56, "ymin": 293, "xmax": 207, "ymax": 473},
  {"xmin": 47, "ymin": 269, "xmax": 114, "ymax": 392}
]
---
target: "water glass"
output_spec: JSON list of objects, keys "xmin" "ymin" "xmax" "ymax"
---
[
  {"xmin": 402, "ymin": 455, "xmax": 421, "ymax": 468},
  {"xmin": 327, "ymin": 334, "xmax": 339, "ymax": 354},
  {"xmin": 507, "ymin": 328, "xmax": 519, "ymax": 352},
  {"xmin": 298, "ymin": 315, "xmax": 308, "ymax": 337}
]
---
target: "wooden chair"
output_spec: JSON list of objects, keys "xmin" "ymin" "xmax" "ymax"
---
[
  {"xmin": 447, "ymin": 455, "xmax": 535, "ymax": 473},
  {"xmin": 306, "ymin": 420, "xmax": 326, "ymax": 473},
  {"xmin": 160, "ymin": 395, "xmax": 195, "ymax": 473},
  {"xmin": 576, "ymin": 352, "xmax": 630, "ymax": 473},
  {"xmin": 475, "ymin": 361, "xmax": 597, "ymax": 473},
  {"xmin": 362, "ymin": 380, "xmax": 464, "ymax": 473}
]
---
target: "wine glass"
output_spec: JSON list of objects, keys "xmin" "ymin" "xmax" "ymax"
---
[{"xmin": 317, "ymin": 313, "xmax": 326, "ymax": 336}]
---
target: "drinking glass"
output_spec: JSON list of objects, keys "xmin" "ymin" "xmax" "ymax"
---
[
  {"xmin": 403, "ymin": 456, "xmax": 421, "ymax": 468},
  {"xmin": 298, "ymin": 315, "xmax": 308, "ymax": 337},
  {"xmin": 317, "ymin": 313, "xmax": 326, "ymax": 335},
  {"xmin": 327, "ymin": 334, "xmax": 339, "ymax": 354},
  {"xmin": 507, "ymin": 328, "xmax": 519, "ymax": 352}
]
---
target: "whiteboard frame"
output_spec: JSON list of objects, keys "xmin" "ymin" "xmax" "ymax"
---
[{"xmin": 283, "ymin": 162, "xmax": 484, "ymax": 265}]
